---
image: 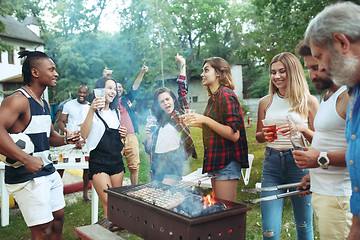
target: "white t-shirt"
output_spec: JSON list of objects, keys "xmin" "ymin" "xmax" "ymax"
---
[
  {"xmin": 155, "ymin": 123, "xmax": 181, "ymax": 153},
  {"xmin": 310, "ymin": 86, "xmax": 351, "ymax": 196},
  {"xmin": 62, "ymin": 99, "xmax": 90, "ymax": 130},
  {"xmin": 86, "ymin": 109, "xmax": 121, "ymax": 151}
]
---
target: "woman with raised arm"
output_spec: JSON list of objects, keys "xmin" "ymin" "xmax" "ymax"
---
[
  {"xmin": 143, "ymin": 54, "xmax": 197, "ymax": 185},
  {"xmin": 81, "ymin": 77, "xmax": 127, "ymax": 229},
  {"xmin": 255, "ymin": 52, "xmax": 319, "ymax": 239}
]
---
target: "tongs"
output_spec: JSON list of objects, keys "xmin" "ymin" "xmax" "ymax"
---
[{"xmin": 243, "ymin": 182, "xmax": 310, "ymax": 204}]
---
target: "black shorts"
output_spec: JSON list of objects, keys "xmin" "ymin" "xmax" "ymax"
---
[{"xmin": 88, "ymin": 157, "xmax": 125, "ymax": 180}]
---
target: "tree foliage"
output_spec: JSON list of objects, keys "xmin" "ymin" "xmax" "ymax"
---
[
  {"xmin": 2, "ymin": 0, "xmax": 357, "ymax": 101},
  {"xmin": 240, "ymin": 0, "xmax": 337, "ymax": 64}
]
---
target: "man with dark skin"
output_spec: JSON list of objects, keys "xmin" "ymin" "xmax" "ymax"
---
[
  {"xmin": 0, "ymin": 50, "xmax": 79, "ymax": 240},
  {"xmin": 59, "ymin": 85, "xmax": 91, "ymax": 201}
]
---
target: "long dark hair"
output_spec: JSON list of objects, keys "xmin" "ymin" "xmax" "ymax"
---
[
  {"xmin": 18, "ymin": 50, "xmax": 49, "ymax": 85},
  {"xmin": 151, "ymin": 87, "xmax": 179, "ymax": 126},
  {"xmin": 93, "ymin": 77, "xmax": 119, "ymax": 110}
]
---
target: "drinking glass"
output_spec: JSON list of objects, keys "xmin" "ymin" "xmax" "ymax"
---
[
  {"xmin": 66, "ymin": 124, "xmax": 80, "ymax": 142},
  {"xmin": 184, "ymin": 109, "xmax": 195, "ymax": 115},
  {"xmin": 286, "ymin": 115, "xmax": 303, "ymax": 150}
]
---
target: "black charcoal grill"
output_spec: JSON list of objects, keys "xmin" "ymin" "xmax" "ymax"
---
[{"xmin": 105, "ymin": 182, "xmax": 251, "ymax": 240}]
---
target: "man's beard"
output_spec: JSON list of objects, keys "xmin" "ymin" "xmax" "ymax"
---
[
  {"xmin": 328, "ymin": 50, "xmax": 359, "ymax": 87},
  {"xmin": 312, "ymin": 77, "xmax": 333, "ymax": 91}
]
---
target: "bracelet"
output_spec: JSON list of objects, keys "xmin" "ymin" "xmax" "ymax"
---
[{"xmin": 63, "ymin": 135, "xmax": 68, "ymax": 145}]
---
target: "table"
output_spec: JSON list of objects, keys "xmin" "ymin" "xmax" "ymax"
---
[{"xmin": 0, "ymin": 160, "xmax": 99, "ymax": 227}]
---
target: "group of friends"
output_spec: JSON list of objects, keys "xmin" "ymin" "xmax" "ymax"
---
[
  {"xmin": 255, "ymin": 2, "xmax": 360, "ymax": 240},
  {"xmin": 0, "ymin": 1, "xmax": 359, "ymax": 240}
]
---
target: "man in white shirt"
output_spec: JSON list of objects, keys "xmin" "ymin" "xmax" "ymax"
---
[
  {"xmin": 293, "ymin": 41, "xmax": 351, "ymax": 240},
  {"xmin": 59, "ymin": 85, "xmax": 91, "ymax": 202}
]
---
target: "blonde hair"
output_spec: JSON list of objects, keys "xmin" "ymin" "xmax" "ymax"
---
[
  {"xmin": 203, "ymin": 57, "xmax": 234, "ymax": 95},
  {"xmin": 269, "ymin": 52, "xmax": 310, "ymax": 118}
]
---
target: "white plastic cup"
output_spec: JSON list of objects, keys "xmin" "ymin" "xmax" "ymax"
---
[{"xmin": 94, "ymin": 88, "xmax": 105, "ymax": 108}]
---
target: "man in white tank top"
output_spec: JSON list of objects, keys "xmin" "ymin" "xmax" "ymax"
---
[{"xmin": 293, "ymin": 42, "xmax": 351, "ymax": 240}]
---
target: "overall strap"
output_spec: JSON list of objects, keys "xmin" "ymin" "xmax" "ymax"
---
[
  {"xmin": 95, "ymin": 109, "xmax": 121, "ymax": 129},
  {"xmin": 95, "ymin": 110, "xmax": 109, "ymax": 129},
  {"xmin": 115, "ymin": 109, "xmax": 121, "ymax": 127}
]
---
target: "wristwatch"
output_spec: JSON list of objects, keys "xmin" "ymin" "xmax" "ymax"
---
[{"xmin": 317, "ymin": 152, "xmax": 329, "ymax": 169}]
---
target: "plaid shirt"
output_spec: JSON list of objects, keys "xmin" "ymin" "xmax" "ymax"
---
[
  {"xmin": 144, "ymin": 75, "xmax": 197, "ymax": 160},
  {"xmin": 202, "ymin": 85, "xmax": 248, "ymax": 173}
]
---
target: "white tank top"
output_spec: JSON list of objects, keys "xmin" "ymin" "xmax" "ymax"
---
[
  {"xmin": 265, "ymin": 93, "xmax": 308, "ymax": 150},
  {"xmin": 310, "ymin": 86, "xmax": 351, "ymax": 196}
]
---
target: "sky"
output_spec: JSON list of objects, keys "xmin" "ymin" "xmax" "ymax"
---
[{"xmin": 97, "ymin": 0, "xmax": 130, "ymax": 33}]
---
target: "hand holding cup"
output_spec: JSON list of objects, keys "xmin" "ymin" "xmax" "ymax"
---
[
  {"xmin": 93, "ymin": 88, "xmax": 106, "ymax": 109},
  {"xmin": 261, "ymin": 119, "xmax": 277, "ymax": 142},
  {"xmin": 65, "ymin": 124, "xmax": 81, "ymax": 144}
]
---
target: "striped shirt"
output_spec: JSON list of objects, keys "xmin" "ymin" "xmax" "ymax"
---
[{"xmin": 5, "ymin": 88, "xmax": 55, "ymax": 184}]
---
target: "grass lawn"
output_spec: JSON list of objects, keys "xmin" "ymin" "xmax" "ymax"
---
[{"xmin": 0, "ymin": 123, "xmax": 318, "ymax": 239}]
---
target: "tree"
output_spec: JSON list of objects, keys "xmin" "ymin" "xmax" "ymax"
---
[
  {"xmin": 0, "ymin": 0, "xmax": 44, "ymax": 51},
  {"xmin": 239, "ymin": 0, "xmax": 337, "ymax": 64}
]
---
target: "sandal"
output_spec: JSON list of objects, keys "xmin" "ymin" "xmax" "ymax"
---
[
  {"xmin": 83, "ymin": 197, "xmax": 92, "ymax": 202},
  {"xmin": 109, "ymin": 223, "xmax": 123, "ymax": 232},
  {"xmin": 95, "ymin": 217, "xmax": 112, "ymax": 230}
]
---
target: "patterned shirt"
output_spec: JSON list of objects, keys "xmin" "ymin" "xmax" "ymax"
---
[
  {"xmin": 144, "ymin": 75, "xmax": 197, "ymax": 160},
  {"xmin": 202, "ymin": 85, "xmax": 248, "ymax": 173},
  {"xmin": 345, "ymin": 84, "xmax": 360, "ymax": 216}
]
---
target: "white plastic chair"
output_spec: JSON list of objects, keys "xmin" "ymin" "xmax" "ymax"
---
[{"xmin": 241, "ymin": 154, "xmax": 254, "ymax": 185}]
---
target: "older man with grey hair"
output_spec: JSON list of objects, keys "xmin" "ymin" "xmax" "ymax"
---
[{"xmin": 304, "ymin": 2, "xmax": 360, "ymax": 240}]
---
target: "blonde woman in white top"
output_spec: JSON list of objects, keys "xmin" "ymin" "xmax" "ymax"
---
[{"xmin": 255, "ymin": 52, "xmax": 319, "ymax": 240}]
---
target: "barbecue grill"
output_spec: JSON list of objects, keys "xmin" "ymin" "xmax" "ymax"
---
[{"xmin": 106, "ymin": 182, "xmax": 251, "ymax": 240}]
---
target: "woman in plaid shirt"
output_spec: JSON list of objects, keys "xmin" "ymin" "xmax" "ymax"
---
[
  {"xmin": 184, "ymin": 57, "xmax": 248, "ymax": 202},
  {"xmin": 144, "ymin": 54, "xmax": 197, "ymax": 185}
]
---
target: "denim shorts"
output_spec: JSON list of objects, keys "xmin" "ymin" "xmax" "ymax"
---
[{"xmin": 208, "ymin": 161, "xmax": 242, "ymax": 181}]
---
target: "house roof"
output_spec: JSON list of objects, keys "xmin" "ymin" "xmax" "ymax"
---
[
  {"xmin": 0, "ymin": 15, "xmax": 44, "ymax": 45},
  {"xmin": 22, "ymin": 16, "xmax": 40, "ymax": 26},
  {"xmin": 0, "ymin": 74, "xmax": 23, "ymax": 83}
]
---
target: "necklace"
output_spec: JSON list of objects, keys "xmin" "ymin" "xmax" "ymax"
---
[{"xmin": 26, "ymin": 86, "xmax": 45, "ymax": 111}]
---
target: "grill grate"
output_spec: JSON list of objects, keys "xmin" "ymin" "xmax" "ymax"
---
[{"xmin": 123, "ymin": 182, "xmax": 203, "ymax": 209}]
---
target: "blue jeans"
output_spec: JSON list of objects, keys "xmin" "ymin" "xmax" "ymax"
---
[
  {"xmin": 261, "ymin": 147, "xmax": 313, "ymax": 240},
  {"xmin": 208, "ymin": 161, "xmax": 242, "ymax": 181}
]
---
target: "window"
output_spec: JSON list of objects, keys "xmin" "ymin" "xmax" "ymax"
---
[
  {"xmin": 8, "ymin": 49, "xmax": 14, "ymax": 64},
  {"xmin": 192, "ymin": 96, "xmax": 198, "ymax": 103},
  {"xmin": 20, "ymin": 47, "xmax": 25, "ymax": 65}
]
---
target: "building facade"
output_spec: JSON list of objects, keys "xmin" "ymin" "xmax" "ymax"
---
[{"xmin": 0, "ymin": 15, "xmax": 45, "ymax": 103}]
